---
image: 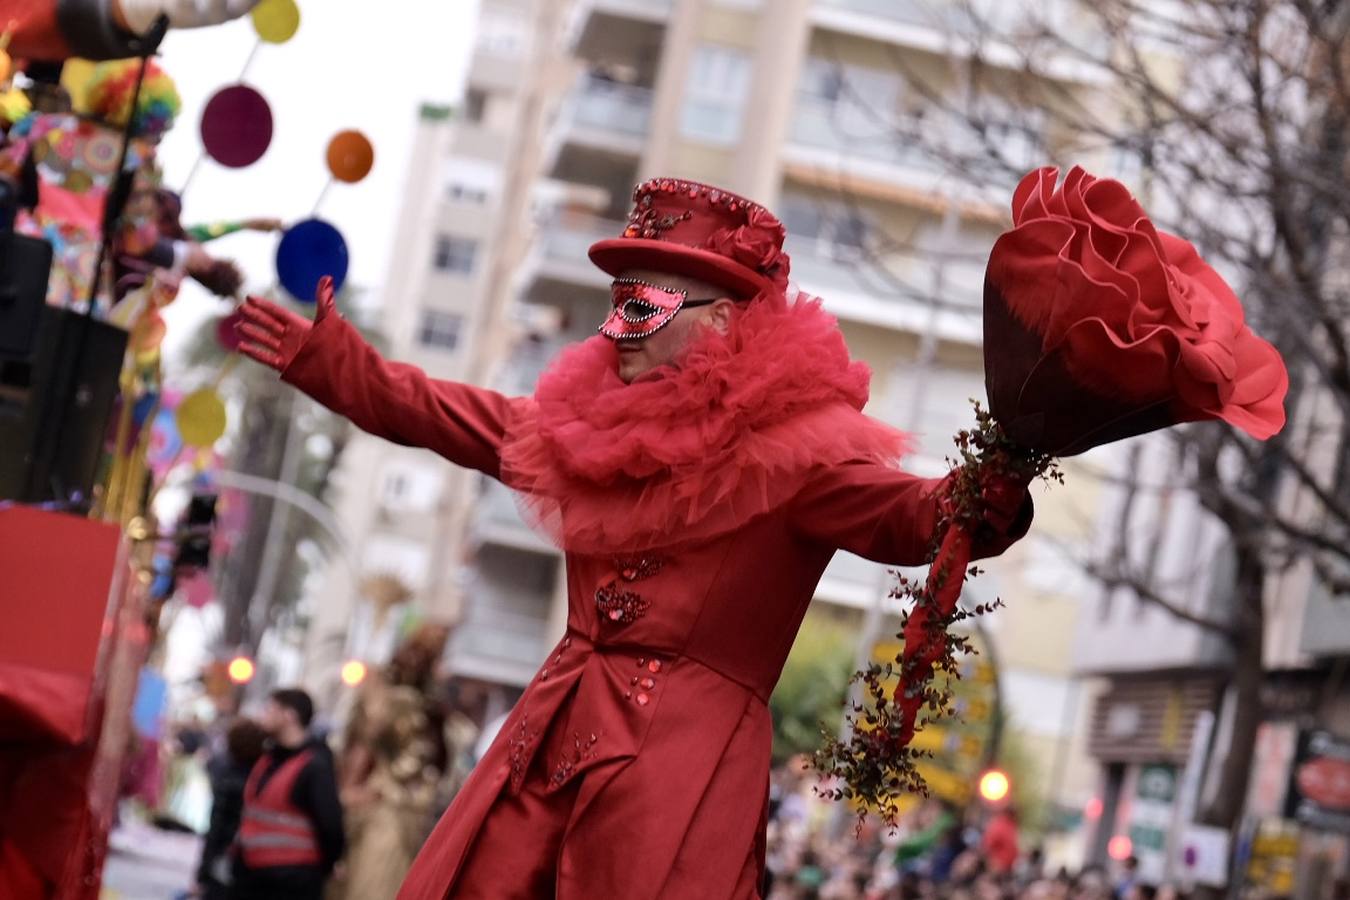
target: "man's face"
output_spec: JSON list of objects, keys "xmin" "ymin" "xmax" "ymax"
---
[
  {"xmin": 259, "ymin": 699, "xmax": 288, "ymax": 737},
  {"xmin": 606, "ymin": 269, "xmax": 734, "ymax": 383}
]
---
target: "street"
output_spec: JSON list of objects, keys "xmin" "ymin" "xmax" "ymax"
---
[{"xmin": 100, "ymin": 821, "xmax": 200, "ymax": 900}]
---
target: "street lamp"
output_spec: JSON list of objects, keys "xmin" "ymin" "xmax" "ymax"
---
[
  {"xmin": 340, "ymin": 659, "xmax": 368, "ymax": 687},
  {"xmin": 227, "ymin": 655, "xmax": 256, "ymax": 684},
  {"xmin": 978, "ymin": 768, "xmax": 1011, "ymax": 804}
]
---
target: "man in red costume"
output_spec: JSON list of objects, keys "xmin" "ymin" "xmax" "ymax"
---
[{"xmin": 238, "ymin": 178, "xmax": 1034, "ymax": 898}]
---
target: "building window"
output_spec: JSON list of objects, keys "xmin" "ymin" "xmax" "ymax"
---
[
  {"xmin": 433, "ymin": 235, "xmax": 478, "ymax": 274},
  {"xmin": 679, "ymin": 45, "xmax": 752, "ymax": 145},
  {"xmin": 476, "ymin": 9, "xmax": 527, "ymax": 57},
  {"xmin": 464, "ymin": 88, "xmax": 487, "ymax": 124},
  {"xmin": 418, "ymin": 309, "xmax": 464, "ymax": 350},
  {"xmin": 780, "ymin": 192, "xmax": 870, "ymax": 257},
  {"xmin": 443, "ymin": 158, "xmax": 500, "ymax": 204},
  {"xmin": 377, "ymin": 460, "xmax": 443, "ymax": 513},
  {"xmin": 447, "ymin": 183, "xmax": 489, "ymax": 204}
]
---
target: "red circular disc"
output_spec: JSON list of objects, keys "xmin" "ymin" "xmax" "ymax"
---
[{"xmin": 200, "ymin": 85, "xmax": 273, "ymax": 168}]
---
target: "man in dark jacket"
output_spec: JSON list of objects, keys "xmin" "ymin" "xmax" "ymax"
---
[
  {"xmin": 195, "ymin": 717, "xmax": 267, "ymax": 900},
  {"xmin": 231, "ymin": 688, "xmax": 345, "ymax": 900}
]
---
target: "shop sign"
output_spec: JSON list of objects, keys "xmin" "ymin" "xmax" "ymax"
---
[{"xmin": 1287, "ymin": 730, "xmax": 1350, "ymax": 833}]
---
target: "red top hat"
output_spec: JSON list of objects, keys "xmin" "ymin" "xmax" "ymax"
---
[{"xmin": 588, "ymin": 177, "xmax": 791, "ymax": 299}]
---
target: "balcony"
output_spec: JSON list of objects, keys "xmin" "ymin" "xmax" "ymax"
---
[
  {"xmin": 496, "ymin": 336, "xmax": 566, "ymax": 396},
  {"xmin": 789, "ymin": 95, "xmax": 938, "ymax": 176},
  {"xmin": 570, "ymin": 75, "xmax": 652, "ymax": 140},
  {"xmin": 528, "ymin": 211, "xmax": 626, "ymax": 289},
  {"xmin": 446, "ymin": 596, "xmax": 553, "ymax": 687},
  {"xmin": 785, "ymin": 94, "xmax": 1042, "ymax": 206},
  {"xmin": 547, "ymin": 76, "xmax": 653, "ymax": 172},
  {"xmin": 786, "ymin": 238, "xmax": 984, "ymax": 343},
  {"xmin": 576, "ymin": 0, "xmax": 671, "ymax": 23},
  {"xmin": 473, "ymin": 479, "xmax": 557, "ymax": 554},
  {"xmin": 567, "ymin": 0, "xmax": 671, "ymax": 56},
  {"xmin": 816, "ymin": 552, "xmax": 895, "ymax": 608},
  {"xmin": 812, "ymin": 0, "xmax": 1109, "ymax": 82}
]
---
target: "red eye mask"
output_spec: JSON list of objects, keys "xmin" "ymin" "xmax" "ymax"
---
[{"xmin": 598, "ymin": 278, "xmax": 720, "ymax": 341}]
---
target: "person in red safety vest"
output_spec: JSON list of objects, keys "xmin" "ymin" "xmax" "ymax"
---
[
  {"xmin": 981, "ymin": 806, "xmax": 1021, "ymax": 876},
  {"xmin": 233, "ymin": 688, "xmax": 344, "ymax": 900}
]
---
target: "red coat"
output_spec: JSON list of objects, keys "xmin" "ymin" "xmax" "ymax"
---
[{"xmin": 280, "ymin": 314, "xmax": 1030, "ymax": 898}]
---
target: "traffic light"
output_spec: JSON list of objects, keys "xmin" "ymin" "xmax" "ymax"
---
[
  {"xmin": 978, "ymin": 768, "xmax": 1011, "ymax": 804},
  {"xmin": 173, "ymin": 493, "xmax": 217, "ymax": 570}
]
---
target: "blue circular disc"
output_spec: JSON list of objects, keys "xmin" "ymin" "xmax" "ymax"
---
[{"xmin": 275, "ymin": 218, "xmax": 349, "ymax": 303}]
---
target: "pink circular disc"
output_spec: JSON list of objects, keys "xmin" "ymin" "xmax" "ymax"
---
[{"xmin": 200, "ymin": 85, "xmax": 273, "ymax": 168}]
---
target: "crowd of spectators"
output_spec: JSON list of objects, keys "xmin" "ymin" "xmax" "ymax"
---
[{"xmin": 762, "ymin": 759, "xmax": 1181, "ymax": 900}]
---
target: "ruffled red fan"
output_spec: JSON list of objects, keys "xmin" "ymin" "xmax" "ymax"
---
[{"xmin": 821, "ymin": 166, "xmax": 1288, "ymax": 817}]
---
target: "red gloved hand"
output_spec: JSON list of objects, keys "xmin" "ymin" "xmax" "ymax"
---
[
  {"xmin": 977, "ymin": 466, "xmax": 1033, "ymax": 535},
  {"xmin": 237, "ymin": 275, "xmax": 337, "ymax": 372}
]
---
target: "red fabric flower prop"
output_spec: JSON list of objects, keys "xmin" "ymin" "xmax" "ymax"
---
[
  {"xmin": 705, "ymin": 207, "xmax": 791, "ymax": 291},
  {"xmin": 984, "ymin": 165, "xmax": 1288, "ymax": 455},
  {"xmin": 820, "ymin": 166, "xmax": 1290, "ymax": 825}
]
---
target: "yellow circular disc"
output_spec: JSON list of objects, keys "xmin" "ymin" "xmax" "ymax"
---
[
  {"xmin": 176, "ymin": 388, "xmax": 228, "ymax": 447},
  {"xmin": 251, "ymin": 0, "xmax": 301, "ymax": 44}
]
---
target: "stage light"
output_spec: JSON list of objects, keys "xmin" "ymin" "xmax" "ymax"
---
[
  {"xmin": 1108, "ymin": 835, "xmax": 1134, "ymax": 861},
  {"xmin": 340, "ymin": 660, "xmax": 367, "ymax": 687},
  {"xmin": 1085, "ymin": 796, "xmax": 1103, "ymax": 820},
  {"xmin": 227, "ymin": 656, "xmax": 255, "ymax": 684},
  {"xmin": 978, "ymin": 769, "xmax": 1011, "ymax": 803}
]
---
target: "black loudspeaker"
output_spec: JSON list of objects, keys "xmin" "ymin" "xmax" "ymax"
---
[
  {"xmin": 1, "ymin": 167, "xmax": 52, "ymax": 358},
  {"xmin": 0, "ymin": 232, "xmax": 53, "ymax": 357},
  {"xmin": 0, "ymin": 306, "xmax": 129, "ymax": 503}
]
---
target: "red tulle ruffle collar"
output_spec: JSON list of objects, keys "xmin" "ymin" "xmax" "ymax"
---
[{"xmin": 499, "ymin": 289, "xmax": 908, "ymax": 555}]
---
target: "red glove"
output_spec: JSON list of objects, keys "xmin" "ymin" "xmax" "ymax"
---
[
  {"xmin": 977, "ymin": 466, "xmax": 1032, "ymax": 535},
  {"xmin": 237, "ymin": 276, "xmax": 336, "ymax": 371}
]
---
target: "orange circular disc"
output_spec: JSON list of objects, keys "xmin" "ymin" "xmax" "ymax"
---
[{"xmin": 325, "ymin": 130, "xmax": 374, "ymax": 183}]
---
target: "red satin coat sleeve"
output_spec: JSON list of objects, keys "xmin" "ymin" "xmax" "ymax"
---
[
  {"xmin": 788, "ymin": 462, "xmax": 1033, "ymax": 565},
  {"xmin": 279, "ymin": 312, "xmax": 519, "ymax": 479}
]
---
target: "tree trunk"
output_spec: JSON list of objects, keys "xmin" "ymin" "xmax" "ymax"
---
[
  {"xmin": 1192, "ymin": 548, "xmax": 1266, "ymax": 900},
  {"xmin": 217, "ymin": 383, "xmax": 288, "ymax": 649}
]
